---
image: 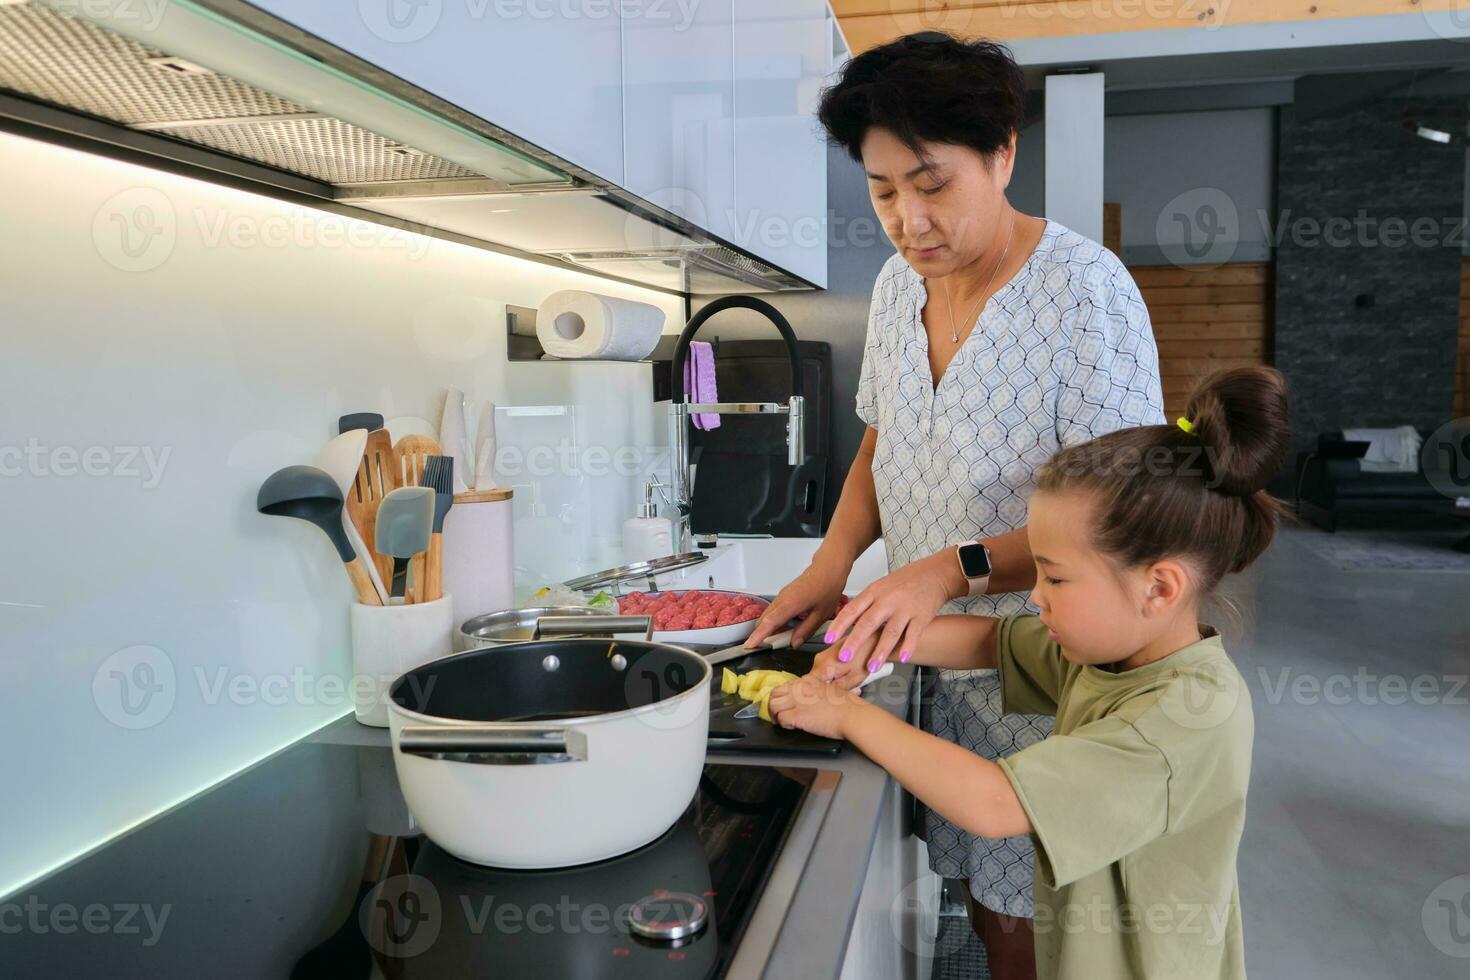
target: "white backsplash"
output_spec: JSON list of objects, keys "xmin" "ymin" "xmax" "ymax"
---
[{"xmin": 0, "ymin": 129, "xmax": 682, "ymax": 895}]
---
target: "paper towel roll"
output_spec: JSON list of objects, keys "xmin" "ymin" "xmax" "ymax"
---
[{"xmin": 536, "ymin": 290, "xmax": 665, "ymax": 361}]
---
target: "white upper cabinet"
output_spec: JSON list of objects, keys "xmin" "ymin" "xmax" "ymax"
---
[
  {"xmin": 244, "ymin": 0, "xmax": 625, "ymax": 185},
  {"xmin": 732, "ymin": 0, "xmax": 830, "ymax": 286},
  {"xmin": 619, "ymin": 0, "xmax": 737, "ymax": 245}
]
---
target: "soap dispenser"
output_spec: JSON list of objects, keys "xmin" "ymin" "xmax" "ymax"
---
[{"xmin": 623, "ymin": 481, "xmax": 674, "ymax": 565}]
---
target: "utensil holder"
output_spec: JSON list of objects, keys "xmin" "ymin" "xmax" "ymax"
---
[
  {"xmin": 350, "ymin": 594, "xmax": 453, "ymax": 727},
  {"xmin": 442, "ymin": 489, "xmax": 514, "ymax": 623}
]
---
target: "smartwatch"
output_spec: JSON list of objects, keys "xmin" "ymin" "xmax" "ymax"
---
[{"xmin": 956, "ymin": 541, "xmax": 993, "ymax": 598}]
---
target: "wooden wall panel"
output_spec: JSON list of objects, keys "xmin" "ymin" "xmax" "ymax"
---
[
  {"xmin": 832, "ymin": 0, "xmax": 1464, "ymax": 52},
  {"xmin": 1127, "ymin": 262, "xmax": 1272, "ymax": 422}
]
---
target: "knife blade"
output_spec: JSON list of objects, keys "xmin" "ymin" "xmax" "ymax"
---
[{"xmin": 704, "ymin": 620, "xmax": 833, "ymax": 668}]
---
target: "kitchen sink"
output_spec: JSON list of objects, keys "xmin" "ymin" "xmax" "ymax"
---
[{"xmin": 652, "ymin": 537, "xmax": 889, "ymax": 597}]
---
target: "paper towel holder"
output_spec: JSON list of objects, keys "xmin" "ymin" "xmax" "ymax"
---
[
  {"xmin": 506, "ymin": 304, "xmax": 546, "ymax": 361},
  {"xmin": 506, "ymin": 302, "xmax": 667, "ymax": 363}
]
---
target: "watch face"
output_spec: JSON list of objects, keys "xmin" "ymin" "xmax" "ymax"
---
[{"xmin": 958, "ymin": 543, "xmax": 991, "ymax": 579}]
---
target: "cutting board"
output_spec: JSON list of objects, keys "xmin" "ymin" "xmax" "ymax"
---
[{"xmin": 706, "ymin": 647, "xmax": 842, "ymax": 755}]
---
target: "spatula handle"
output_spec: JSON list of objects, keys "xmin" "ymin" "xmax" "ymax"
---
[
  {"xmin": 345, "ymin": 558, "xmax": 383, "ymax": 606},
  {"xmin": 425, "ymin": 532, "xmax": 444, "ymax": 603}
]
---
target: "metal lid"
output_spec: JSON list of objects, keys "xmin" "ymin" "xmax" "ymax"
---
[
  {"xmin": 561, "ymin": 552, "xmax": 707, "ymax": 593},
  {"xmin": 627, "ymin": 892, "xmax": 708, "ymax": 943}
]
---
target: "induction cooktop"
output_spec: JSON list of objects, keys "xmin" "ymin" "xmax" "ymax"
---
[{"xmin": 2, "ymin": 735, "xmax": 839, "ymax": 980}]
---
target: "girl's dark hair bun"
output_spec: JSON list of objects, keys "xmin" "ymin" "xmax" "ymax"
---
[{"xmin": 1184, "ymin": 367, "xmax": 1291, "ymax": 498}]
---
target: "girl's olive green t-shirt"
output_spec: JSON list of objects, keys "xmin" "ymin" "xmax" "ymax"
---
[{"xmin": 995, "ymin": 614, "xmax": 1254, "ymax": 980}]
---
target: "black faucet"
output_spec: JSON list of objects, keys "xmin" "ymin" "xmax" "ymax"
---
[{"xmin": 668, "ymin": 295, "xmax": 806, "ymax": 552}]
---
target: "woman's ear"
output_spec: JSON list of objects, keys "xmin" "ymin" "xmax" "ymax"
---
[
  {"xmin": 1141, "ymin": 559, "xmax": 1191, "ymax": 617},
  {"xmin": 996, "ymin": 131, "xmax": 1018, "ymax": 188}
]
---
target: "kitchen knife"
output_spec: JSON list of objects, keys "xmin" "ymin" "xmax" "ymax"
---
[{"xmin": 704, "ymin": 620, "xmax": 834, "ymax": 668}]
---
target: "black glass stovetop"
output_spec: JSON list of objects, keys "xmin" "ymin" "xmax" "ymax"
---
[{"xmin": 1, "ymin": 734, "xmax": 833, "ymax": 980}]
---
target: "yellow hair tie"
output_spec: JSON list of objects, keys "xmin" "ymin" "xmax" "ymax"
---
[{"xmin": 1176, "ymin": 417, "xmax": 1196, "ymax": 434}]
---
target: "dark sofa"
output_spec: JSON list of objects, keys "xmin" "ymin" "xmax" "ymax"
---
[{"xmin": 1295, "ymin": 429, "xmax": 1444, "ymax": 531}]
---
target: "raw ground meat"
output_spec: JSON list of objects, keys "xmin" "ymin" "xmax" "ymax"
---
[{"xmin": 618, "ymin": 590, "xmax": 768, "ymax": 633}]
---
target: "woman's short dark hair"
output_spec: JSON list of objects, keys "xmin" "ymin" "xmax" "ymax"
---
[{"xmin": 818, "ymin": 32, "xmax": 1026, "ymax": 165}]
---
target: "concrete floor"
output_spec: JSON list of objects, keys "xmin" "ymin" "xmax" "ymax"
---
[
  {"xmin": 929, "ymin": 523, "xmax": 1470, "ymax": 979},
  {"xmin": 1227, "ymin": 524, "xmax": 1470, "ymax": 978}
]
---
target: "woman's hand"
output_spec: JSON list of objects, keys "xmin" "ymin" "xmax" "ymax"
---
[
  {"xmin": 823, "ymin": 549, "xmax": 960, "ymax": 671},
  {"xmin": 744, "ymin": 558, "xmax": 850, "ymax": 649},
  {"xmin": 808, "ymin": 637, "xmax": 880, "ymax": 689},
  {"xmin": 767, "ymin": 675, "xmax": 870, "ymax": 740}
]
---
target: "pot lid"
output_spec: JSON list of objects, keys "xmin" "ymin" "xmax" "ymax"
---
[{"xmin": 562, "ymin": 552, "xmax": 708, "ymax": 593}]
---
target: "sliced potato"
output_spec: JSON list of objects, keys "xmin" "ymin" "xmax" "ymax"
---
[
  {"xmin": 721, "ymin": 667, "xmax": 738, "ymax": 695},
  {"xmin": 736, "ymin": 669, "xmax": 776, "ymax": 701}
]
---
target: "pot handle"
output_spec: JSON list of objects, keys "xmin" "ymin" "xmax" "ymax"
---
[
  {"xmin": 398, "ymin": 726, "xmax": 588, "ymax": 765},
  {"xmin": 533, "ymin": 614, "xmax": 654, "ymax": 641}
]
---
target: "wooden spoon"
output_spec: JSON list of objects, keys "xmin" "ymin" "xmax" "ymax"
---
[{"xmin": 347, "ymin": 428, "xmax": 400, "ymax": 589}]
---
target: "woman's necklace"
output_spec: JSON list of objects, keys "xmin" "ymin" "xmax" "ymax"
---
[{"xmin": 942, "ymin": 206, "xmax": 1016, "ymax": 344}]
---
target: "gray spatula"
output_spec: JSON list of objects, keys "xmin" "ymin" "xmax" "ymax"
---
[
  {"xmin": 375, "ymin": 486, "xmax": 435, "ymax": 602},
  {"xmin": 257, "ymin": 465, "xmax": 379, "ymax": 605}
]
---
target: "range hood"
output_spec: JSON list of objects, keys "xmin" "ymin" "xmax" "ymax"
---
[{"xmin": 0, "ymin": 0, "xmax": 808, "ymax": 293}]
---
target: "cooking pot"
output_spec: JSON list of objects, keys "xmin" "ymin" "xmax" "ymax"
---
[
  {"xmin": 454, "ymin": 604, "xmax": 607, "ymax": 652},
  {"xmin": 388, "ymin": 615, "xmax": 711, "ymax": 869}
]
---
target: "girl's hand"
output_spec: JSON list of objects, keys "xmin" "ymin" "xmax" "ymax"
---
[
  {"xmin": 809, "ymin": 637, "xmax": 880, "ymax": 689},
  {"xmin": 767, "ymin": 675, "xmax": 869, "ymax": 740}
]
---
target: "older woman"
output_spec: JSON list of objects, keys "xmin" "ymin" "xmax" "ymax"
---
[{"xmin": 745, "ymin": 34, "xmax": 1164, "ymax": 978}]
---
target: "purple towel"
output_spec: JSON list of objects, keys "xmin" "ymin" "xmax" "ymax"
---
[{"xmin": 684, "ymin": 341, "xmax": 720, "ymax": 431}]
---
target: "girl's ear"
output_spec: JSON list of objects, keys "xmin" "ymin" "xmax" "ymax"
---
[{"xmin": 1142, "ymin": 559, "xmax": 1191, "ymax": 617}]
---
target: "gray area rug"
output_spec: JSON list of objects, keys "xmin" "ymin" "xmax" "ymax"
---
[{"xmin": 1300, "ymin": 528, "xmax": 1470, "ymax": 572}]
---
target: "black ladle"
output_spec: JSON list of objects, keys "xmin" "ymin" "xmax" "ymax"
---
[{"xmin": 257, "ymin": 464, "xmax": 380, "ymax": 605}]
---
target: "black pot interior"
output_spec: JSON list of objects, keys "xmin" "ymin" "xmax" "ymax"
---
[{"xmin": 390, "ymin": 639, "xmax": 708, "ymax": 723}]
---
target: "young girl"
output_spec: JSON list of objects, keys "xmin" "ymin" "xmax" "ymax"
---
[{"xmin": 769, "ymin": 366, "xmax": 1290, "ymax": 979}]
